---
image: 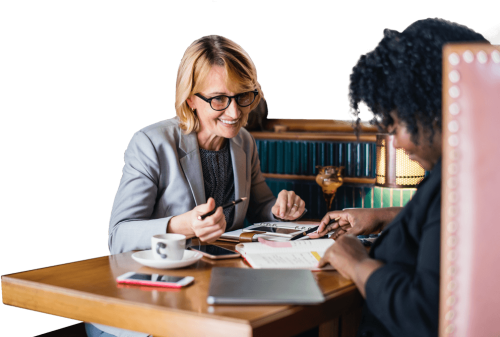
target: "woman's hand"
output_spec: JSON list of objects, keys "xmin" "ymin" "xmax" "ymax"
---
[
  {"xmin": 318, "ymin": 234, "xmax": 369, "ymax": 279},
  {"xmin": 168, "ymin": 198, "xmax": 226, "ymax": 242},
  {"xmin": 308, "ymin": 207, "xmax": 402, "ymax": 239},
  {"xmin": 271, "ymin": 190, "xmax": 306, "ymax": 220},
  {"xmin": 318, "ymin": 234, "xmax": 383, "ymax": 297}
]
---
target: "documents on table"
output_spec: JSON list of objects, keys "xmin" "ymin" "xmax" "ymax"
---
[
  {"xmin": 219, "ymin": 228, "xmax": 291, "ymax": 242},
  {"xmin": 235, "ymin": 239, "xmax": 335, "ymax": 270},
  {"xmin": 220, "ymin": 222, "xmax": 320, "ymax": 242}
]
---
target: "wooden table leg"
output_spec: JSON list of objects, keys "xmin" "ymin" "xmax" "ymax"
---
[
  {"xmin": 318, "ymin": 317, "xmax": 340, "ymax": 337},
  {"xmin": 339, "ymin": 307, "xmax": 362, "ymax": 337}
]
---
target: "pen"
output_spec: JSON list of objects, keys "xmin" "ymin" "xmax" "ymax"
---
[
  {"xmin": 290, "ymin": 226, "xmax": 320, "ymax": 241},
  {"xmin": 198, "ymin": 197, "xmax": 247, "ymax": 220},
  {"xmin": 316, "ymin": 216, "xmax": 341, "ymax": 233}
]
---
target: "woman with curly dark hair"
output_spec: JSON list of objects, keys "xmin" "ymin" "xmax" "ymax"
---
[{"xmin": 311, "ymin": 19, "xmax": 488, "ymax": 337}]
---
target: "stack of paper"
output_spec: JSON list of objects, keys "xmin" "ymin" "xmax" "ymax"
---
[{"xmin": 235, "ymin": 238, "xmax": 335, "ymax": 270}]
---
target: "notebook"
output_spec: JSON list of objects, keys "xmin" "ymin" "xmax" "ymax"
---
[
  {"xmin": 235, "ymin": 238, "xmax": 335, "ymax": 270},
  {"xmin": 207, "ymin": 267, "xmax": 325, "ymax": 305}
]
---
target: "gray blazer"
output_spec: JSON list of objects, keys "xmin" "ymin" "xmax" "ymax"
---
[
  {"xmin": 108, "ymin": 117, "xmax": 276, "ymax": 255},
  {"xmin": 98, "ymin": 119, "xmax": 276, "ymax": 336}
]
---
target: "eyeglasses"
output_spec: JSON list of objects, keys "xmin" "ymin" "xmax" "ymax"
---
[{"xmin": 194, "ymin": 90, "xmax": 258, "ymax": 111}]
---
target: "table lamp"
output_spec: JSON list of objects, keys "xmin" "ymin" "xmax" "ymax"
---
[{"xmin": 375, "ymin": 133, "xmax": 425, "ymax": 188}]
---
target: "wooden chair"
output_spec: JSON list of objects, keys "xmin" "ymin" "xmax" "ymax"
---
[{"xmin": 440, "ymin": 44, "xmax": 500, "ymax": 336}]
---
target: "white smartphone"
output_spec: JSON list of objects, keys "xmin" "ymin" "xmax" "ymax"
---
[
  {"xmin": 116, "ymin": 272, "xmax": 194, "ymax": 288},
  {"xmin": 189, "ymin": 245, "xmax": 241, "ymax": 259}
]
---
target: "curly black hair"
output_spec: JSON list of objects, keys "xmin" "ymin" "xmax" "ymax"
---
[{"xmin": 349, "ymin": 18, "xmax": 488, "ymax": 143}]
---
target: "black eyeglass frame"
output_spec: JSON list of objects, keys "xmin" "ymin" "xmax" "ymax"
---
[{"xmin": 194, "ymin": 90, "xmax": 259, "ymax": 111}]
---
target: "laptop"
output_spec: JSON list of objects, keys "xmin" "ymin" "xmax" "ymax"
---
[{"xmin": 207, "ymin": 267, "xmax": 325, "ymax": 305}]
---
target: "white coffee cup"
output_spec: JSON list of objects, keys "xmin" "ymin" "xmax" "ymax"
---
[{"xmin": 151, "ymin": 234, "xmax": 186, "ymax": 260}]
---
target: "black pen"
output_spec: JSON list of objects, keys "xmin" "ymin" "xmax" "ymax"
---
[
  {"xmin": 289, "ymin": 226, "xmax": 320, "ymax": 241},
  {"xmin": 198, "ymin": 197, "xmax": 247, "ymax": 220}
]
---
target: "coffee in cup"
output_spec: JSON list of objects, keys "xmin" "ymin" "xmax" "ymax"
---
[{"xmin": 151, "ymin": 234, "xmax": 186, "ymax": 260}]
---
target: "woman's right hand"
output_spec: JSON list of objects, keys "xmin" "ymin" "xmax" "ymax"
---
[
  {"xmin": 168, "ymin": 197, "xmax": 226, "ymax": 243},
  {"xmin": 308, "ymin": 207, "xmax": 402, "ymax": 240}
]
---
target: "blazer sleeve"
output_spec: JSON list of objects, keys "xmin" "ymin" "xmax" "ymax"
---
[
  {"xmin": 245, "ymin": 136, "xmax": 276, "ymax": 223},
  {"xmin": 108, "ymin": 131, "xmax": 173, "ymax": 254},
  {"xmin": 364, "ymin": 201, "xmax": 441, "ymax": 337}
]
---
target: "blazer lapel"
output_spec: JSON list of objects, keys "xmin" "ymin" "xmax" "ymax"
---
[
  {"xmin": 229, "ymin": 134, "xmax": 247, "ymax": 230},
  {"xmin": 179, "ymin": 131, "xmax": 206, "ymax": 206}
]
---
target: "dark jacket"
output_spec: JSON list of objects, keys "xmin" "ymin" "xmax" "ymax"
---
[{"xmin": 356, "ymin": 159, "xmax": 441, "ymax": 337}]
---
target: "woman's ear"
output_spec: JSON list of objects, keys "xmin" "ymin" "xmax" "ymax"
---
[{"xmin": 186, "ymin": 96, "xmax": 195, "ymax": 110}]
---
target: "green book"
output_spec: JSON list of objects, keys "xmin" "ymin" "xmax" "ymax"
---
[
  {"xmin": 260, "ymin": 140, "xmax": 268, "ymax": 173},
  {"xmin": 268, "ymin": 141, "xmax": 277, "ymax": 174},
  {"xmin": 276, "ymin": 141, "xmax": 284, "ymax": 174},
  {"xmin": 309, "ymin": 142, "xmax": 317, "ymax": 176},
  {"xmin": 300, "ymin": 142, "xmax": 308, "ymax": 175},
  {"xmin": 284, "ymin": 142, "xmax": 292, "ymax": 174},
  {"xmin": 292, "ymin": 142, "xmax": 300, "ymax": 175}
]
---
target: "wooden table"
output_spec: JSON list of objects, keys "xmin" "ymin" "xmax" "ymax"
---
[{"xmin": 2, "ymin": 241, "xmax": 363, "ymax": 337}]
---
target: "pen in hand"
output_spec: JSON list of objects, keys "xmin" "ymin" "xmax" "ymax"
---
[
  {"xmin": 290, "ymin": 226, "xmax": 320, "ymax": 241},
  {"xmin": 316, "ymin": 216, "xmax": 341, "ymax": 234},
  {"xmin": 197, "ymin": 197, "xmax": 247, "ymax": 220}
]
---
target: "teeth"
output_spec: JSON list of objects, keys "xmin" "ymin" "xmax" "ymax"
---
[{"xmin": 219, "ymin": 119, "xmax": 238, "ymax": 125}]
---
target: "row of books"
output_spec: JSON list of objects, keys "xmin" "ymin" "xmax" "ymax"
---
[
  {"xmin": 247, "ymin": 179, "xmax": 416, "ymax": 221},
  {"xmin": 255, "ymin": 140, "xmax": 377, "ymax": 177}
]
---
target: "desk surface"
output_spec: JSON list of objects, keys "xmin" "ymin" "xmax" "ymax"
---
[{"xmin": 2, "ymin": 241, "xmax": 362, "ymax": 337}]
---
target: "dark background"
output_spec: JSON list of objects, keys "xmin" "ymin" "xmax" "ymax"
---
[{"xmin": 0, "ymin": 12, "xmax": 495, "ymax": 336}]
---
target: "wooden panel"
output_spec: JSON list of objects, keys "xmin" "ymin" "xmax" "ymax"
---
[
  {"xmin": 263, "ymin": 173, "xmax": 375, "ymax": 185},
  {"xmin": 318, "ymin": 318, "xmax": 339, "ymax": 337},
  {"xmin": 250, "ymin": 131, "xmax": 376, "ymax": 142},
  {"xmin": 262, "ymin": 119, "xmax": 378, "ymax": 133}
]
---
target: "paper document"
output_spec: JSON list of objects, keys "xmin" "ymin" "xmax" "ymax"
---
[{"xmin": 235, "ymin": 239, "xmax": 335, "ymax": 270}]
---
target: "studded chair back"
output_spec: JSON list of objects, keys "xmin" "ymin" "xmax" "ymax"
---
[{"xmin": 440, "ymin": 44, "xmax": 500, "ymax": 336}]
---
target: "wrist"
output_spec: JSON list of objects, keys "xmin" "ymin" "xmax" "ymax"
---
[
  {"xmin": 376, "ymin": 207, "xmax": 402, "ymax": 230},
  {"xmin": 168, "ymin": 213, "xmax": 195, "ymax": 238},
  {"xmin": 353, "ymin": 258, "xmax": 384, "ymax": 298}
]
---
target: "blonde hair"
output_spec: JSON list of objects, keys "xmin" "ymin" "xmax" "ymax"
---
[{"xmin": 175, "ymin": 35, "xmax": 263, "ymax": 134}]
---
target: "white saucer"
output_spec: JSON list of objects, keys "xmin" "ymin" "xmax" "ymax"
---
[{"xmin": 132, "ymin": 250, "xmax": 202, "ymax": 269}]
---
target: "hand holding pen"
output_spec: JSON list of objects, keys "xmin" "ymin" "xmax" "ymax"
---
[
  {"xmin": 198, "ymin": 197, "xmax": 247, "ymax": 220},
  {"xmin": 307, "ymin": 216, "xmax": 343, "ymax": 239},
  {"xmin": 309, "ymin": 208, "xmax": 399, "ymax": 240}
]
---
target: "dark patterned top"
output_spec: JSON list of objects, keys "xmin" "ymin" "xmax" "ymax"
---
[{"xmin": 199, "ymin": 141, "xmax": 235, "ymax": 229}]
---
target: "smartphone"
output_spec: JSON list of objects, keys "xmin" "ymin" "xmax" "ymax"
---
[
  {"xmin": 189, "ymin": 245, "xmax": 241, "ymax": 259},
  {"xmin": 243, "ymin": 226, "xmax": 302, "ymax": 237},
  {"xmin": 116, "ymin": 272, "xmax": 194, "ymax": 288}
]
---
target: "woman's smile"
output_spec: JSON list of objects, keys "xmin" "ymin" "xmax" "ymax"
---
[{"xmin": 217, "ymin": 117, "xmax": 240, "ymax": 126}]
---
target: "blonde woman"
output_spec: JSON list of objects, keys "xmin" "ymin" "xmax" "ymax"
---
[{"xmin": 86, "ymin": 34, "xmax": 307, "ymax": 337}]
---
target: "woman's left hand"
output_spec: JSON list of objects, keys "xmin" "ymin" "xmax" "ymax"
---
[
  {"xmin": 271, "ymin": 190, "xmax": 306, "ymax": 220},
  {"xmin": 318, "ymin": 234, "xmax": 369, "ymax": 280},
  {"xmin": 318, "ymin": 234, "xmax": 383, "ymax": 298}
]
